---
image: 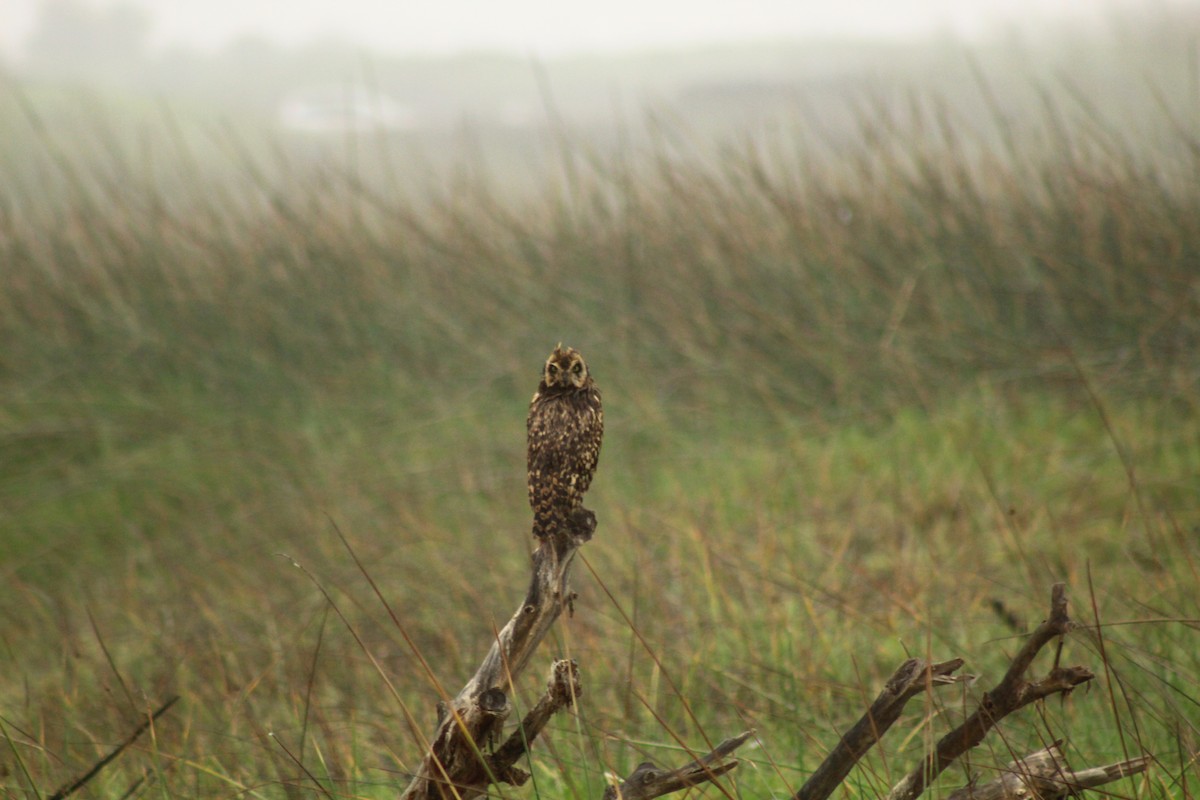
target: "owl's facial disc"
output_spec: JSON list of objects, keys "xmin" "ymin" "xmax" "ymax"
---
[{"xmin": 544, "ymin": 348, "xmax": 587, "ymax": 388}]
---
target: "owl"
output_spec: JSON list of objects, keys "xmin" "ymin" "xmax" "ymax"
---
[{"xmin": 526, "ymin": 344, "xmax": 604, "ymax": 540}]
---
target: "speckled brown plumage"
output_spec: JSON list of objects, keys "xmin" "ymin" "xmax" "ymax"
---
[{"xmin": 526, "ymin": 344, "xmax": 603, "ymax": 539}]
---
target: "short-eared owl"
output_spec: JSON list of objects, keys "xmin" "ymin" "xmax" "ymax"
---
[{"xmin": 526, "ymin": 344, "xmax": 604, "ymax": 539}]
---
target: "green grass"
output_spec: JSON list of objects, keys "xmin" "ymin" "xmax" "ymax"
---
[{"xmin": 1, "ymin": 56, "xmax": 1198, "ymax": 799}]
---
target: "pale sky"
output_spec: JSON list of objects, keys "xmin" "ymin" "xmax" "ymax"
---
[{"xmin": 0, "ymin": 0, "xmax": 1155, "ymax": 60}]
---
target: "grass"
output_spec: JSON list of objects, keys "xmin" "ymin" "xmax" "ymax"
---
[{"xmin": 1, "ymin": 53, "xmax": 1198, "ymax": 798}]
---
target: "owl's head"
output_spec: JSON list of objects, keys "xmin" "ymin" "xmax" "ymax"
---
[{"xmin": 542, "ymin": 343, "xmax": 590, "ymax": 390}]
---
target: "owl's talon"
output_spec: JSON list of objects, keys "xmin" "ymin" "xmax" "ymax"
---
[{"xmin": 568, "ymin": 507, "xmax": 597, "ymax": 541}]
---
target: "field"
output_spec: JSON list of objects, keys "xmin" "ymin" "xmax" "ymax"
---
[{"xmin": 2, "ymin": 36, "xmax": 1199, "ymax": 799}]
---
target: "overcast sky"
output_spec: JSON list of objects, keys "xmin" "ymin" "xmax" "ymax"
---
[{"xmin": 0, "ymin": 0, "xmax": 1159, "ymax": 60}]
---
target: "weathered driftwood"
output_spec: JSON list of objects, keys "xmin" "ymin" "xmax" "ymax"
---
[
  {"xmin": 884, "ymin": 584, "xmax": 1096, "ymax": 800},
  {"xmin": 794, "ymin": 658, "xmax": 966, "ymax": 800},
  {"xmin": 945, "ymin": 740, "xmax": 1151, "ymax": 800}
]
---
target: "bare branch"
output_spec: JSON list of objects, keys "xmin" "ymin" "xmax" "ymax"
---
[
  {"xmin": 884, "ymin": 584, "xmax": 1095, "ymax": 800},
  {"xmin": 47, "ymin": 695, "xmax": 180, "ymax": 800},
  {"xmin": 795, "ymin": 658, "xmax": 965, "ymax": 800},
  {"xmin": 603, "ymin": 730, "xmax": 756, "ymax": 800},
  {"xmin": 458, "ymin": 511, "xmax": 595, "ymax": 705},
  {"xmin": 488, "ymin": 658, "xmax": 583, "ymax": 782},
  {"xmin": 1064, "ymin": 754, "xmax": 1153, "ymax": 791},
  {"xmin": 399, "ymin": 515, "xmax": 595, "ymax": 800},
  {"xmin": 946, "ymin": 741, "xmax": 1151, "ymax": 800}
]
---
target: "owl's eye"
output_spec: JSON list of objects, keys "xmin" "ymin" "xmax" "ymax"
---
[
  {"xmin": 571, "ymin": 363, "xmax": 583, "ymax": 374},
  {"xmin": 547, "ymin": 364, "xmax": 559, "ymax": 374}
]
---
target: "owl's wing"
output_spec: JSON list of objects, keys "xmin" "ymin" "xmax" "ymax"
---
[{"xmin": 527, "ymin": 416, "xmax": 564, "ymax": 502}]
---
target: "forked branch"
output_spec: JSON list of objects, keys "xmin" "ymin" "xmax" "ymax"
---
[
  {"xmin": 795, "ymin": 658, "xmax": 966, "ymax": 800},
  {"xmin": 399, "ymin": 512, "xmax": 595, "ymax": 800},
  {"xmin": 488, "ymin": 658, "xmax": 584, "ymax": 785},
  {"xmin": 884, "ymin": 584, "xmax": 1096, "ymax": 800}
]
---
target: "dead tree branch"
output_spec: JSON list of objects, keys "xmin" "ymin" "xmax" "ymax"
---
[
  {"xmin": 393, "ymin": 474, "xmax": 1137, "ymax": 800},
  {"xmin": 945, "ymin": 740, "xmax": 1151, "ymax": 800},
  {"xmin": 487, "ymin": 658, "xmax": 583, "ymax": 786},
  {"xmin": 603, "ymin": 730, "xmax": 756, "ymax": 800},
  {"xmin": 396, "ymin": 504, "xmax": 756, "ymax": 800},
  {"xmin": 795, "ymin": 658, "xmax": 966, "ymax": 800},
  {"xmin": 884, "ymin": 584, "xmax": 1095, "ymax": 800},
  {"xmin": 399, "ymin": 513, "xmax": 595, "ymax": 800},
  {"xmin": 47, "ymin": 695, "xmax": 179, "ymax": 800}
]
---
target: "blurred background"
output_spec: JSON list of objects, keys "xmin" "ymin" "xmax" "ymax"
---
[
  {"xmin": 2, "ymin": 1, "xmax": 1199, "ymax": 798},
  {"xmin": 2, "ymin": 0, "xmax": 1194, "ymax": 191}
]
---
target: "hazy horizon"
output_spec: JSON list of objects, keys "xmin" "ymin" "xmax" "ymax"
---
[{"xmin": 2, "ymin": 0, "xmax": 1165, "ymax": 64}]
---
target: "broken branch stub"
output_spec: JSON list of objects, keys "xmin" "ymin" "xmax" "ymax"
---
[
  {"xmin": 945, "ymin": 741, "xmax": 1151, "ymax": 800},
  {"xmin": 603, "ymin": 730, "xmax": 756, "ymax": 800},
  {"xmin": 490, "ymin": 658, "xmax": 583, "ymax": 774}
]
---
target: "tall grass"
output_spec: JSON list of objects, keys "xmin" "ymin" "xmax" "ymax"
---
[{"xmin": 0, "ymin": 65, "xmax": 1197, "ymax": 798}]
